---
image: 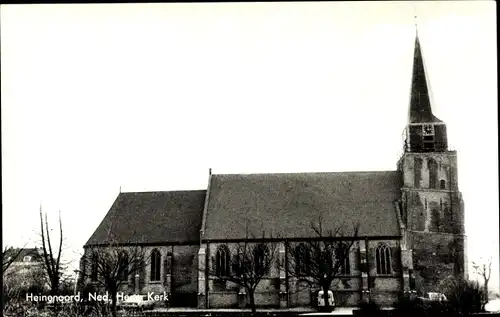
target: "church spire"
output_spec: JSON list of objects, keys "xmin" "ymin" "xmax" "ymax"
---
[
  {"xmin": 403, "ymin": 23, "xmax": 448, "ymax": 153},
  {"xmin": 408, "ymin": 31, "xmax": 442, "ymax": 123}
]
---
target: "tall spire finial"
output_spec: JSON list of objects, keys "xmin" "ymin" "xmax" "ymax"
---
[{"xmin": 413, "ymin": 7, "xmax": 419, "ymax": 37}]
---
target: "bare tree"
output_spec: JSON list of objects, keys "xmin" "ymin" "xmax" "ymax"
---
[
  {"xmin": 472, "ymin": 257, "xmax": 492, "ymax": 304},
  {"xmin": 287, "ymin": 217, "xmax": 360, "ymax": 311},
  {"xmin": 39, "ymin": 207, "xmax": 64, "ymax": 296},
  {"xmin": 200, "ymin": 230, "xmax": 278, "ymax": 315},
  {"xmin": 79, "ymin": 239, "xmax": 149, "ymax": 317}
]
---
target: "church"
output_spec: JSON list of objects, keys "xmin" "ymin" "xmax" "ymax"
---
[{"xmin": 82, "ymin": 33, "xmax": 467, "ymax": 308}]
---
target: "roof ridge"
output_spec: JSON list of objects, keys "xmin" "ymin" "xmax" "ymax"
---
[
  {"xmin": 120, "ymin": 189, "xmax": 206, "ymax": 194},
  {"xmin": 212, "ymin": 170, "xmax": 398, "ymax": 176}
]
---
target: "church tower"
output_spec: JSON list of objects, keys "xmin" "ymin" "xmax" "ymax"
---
[{"xmin": 397, "ymin": 33, "xmax": 467, "ymax": 293}]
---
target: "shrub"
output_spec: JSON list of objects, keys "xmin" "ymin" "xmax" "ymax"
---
[
  {"xmin": 358, "ymin": 300, "xmax": 382, "ymax": 317},
  {"xmin": 393, "ymin": 292, "xmax": 458, "ymax": 317},
  {"xmin": 446, "ymin": 279, "xmax": 487, "ymax": 315},
  {"xmin": 3, "ymin": 299, "xmax": 40, "ymax": 317},
  {"xmin": 427, "ymin": 300, "xmax": 454, "ymax": 317},
  {"xmin": 393, "ymin": 294, "xmax": 427, "ymax": 317}
]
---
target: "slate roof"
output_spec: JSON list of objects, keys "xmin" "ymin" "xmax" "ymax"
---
[
  {"xmin": 85, "ymin": 190, "xmax": 206, "ymax": 246},
  {"xmin": 409, "ymin": 34, "xmax": 442, "ymax": 124},
  {"xmin": 203, "ymin": 171, "xmax": 402, "ymax": 240}
]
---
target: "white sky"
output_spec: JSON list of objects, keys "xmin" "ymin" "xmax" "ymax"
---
[{"xmin": 2, "ymin": 2, "xmax": 498, "ymax": 291}]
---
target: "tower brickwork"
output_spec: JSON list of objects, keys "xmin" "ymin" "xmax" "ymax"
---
[{"xmin": 397, "ymin": 34, "xmax": 466, "ymax": 294}]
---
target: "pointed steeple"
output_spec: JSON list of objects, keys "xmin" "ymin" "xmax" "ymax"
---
[
  {"xmin": 403, "ymin": 27, "xmax": 448, "ymax": 153},
  {"xmin": 408, "ymin": 33, "xmax": 442, "ymax": 123}
]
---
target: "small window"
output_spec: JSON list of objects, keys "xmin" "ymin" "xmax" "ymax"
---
[
  {"xmin": 440, "ymin": 180, "xmax": 446, "ymax": 189},
  {"xmin": 23, "ymin": 256, "xmax": 32, "ymax": 262},
  {"xmin": 164, "ymin": 253, "xmax": 173, "ymax": 277},
  {"xmin": 91, "ymin": 253, "xmax": 98, "ymax": 282}
]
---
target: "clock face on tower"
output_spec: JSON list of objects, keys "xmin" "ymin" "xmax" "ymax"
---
[{"xmin": 422, "ymin": 124, "xmax": 435, "ymax": 136}]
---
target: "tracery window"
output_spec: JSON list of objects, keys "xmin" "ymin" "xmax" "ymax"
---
[
  {"xmin": 216, "ymin": 245, "xmax": 230, "ymax": 277},
  {"xmin": 375, "ymin": 244, "xmax": 392, "ymax": 275},
  {"xmin": 150, "ymin": 249, "xmax": 162, "ymax": 282},
  {"xmin": 254, "ymin": 244, "xmax": 270, "ymax": 275},
  {"xmin": 295, "ymin": 243, "xmax": 311, "ymax": 276},
  {"xmin": 117, "ymin": 251, "xmax": 129, "ymax": 281},
  {"xmin": 337, "ymin": 244, "xmax": 351, "ymax": 275}
]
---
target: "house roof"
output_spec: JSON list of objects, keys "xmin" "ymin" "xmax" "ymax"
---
[
  {"xmin": 203, "ymin": 171, "xmax": 402, "ymax": 240},
  {"xmin": 6, "ymin": 248, "xmax": 43, "ymax": 262},
  {"xmin": 85, "ymin": 190, "xmax": 206, "ymax": 246}
]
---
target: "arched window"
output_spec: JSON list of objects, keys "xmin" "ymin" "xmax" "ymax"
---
[
  {"xmin": 295, "ymin": 243, "xmax": 310, "ymax": 276},
  {"xmin": 337, "ymin": 244, "xmax": 351, "ymax": 275},
  {"xmin": 440, "ymin": 179, "xmax": 446, "ymax": 190},
  {"xmin": 428, "ymin": 159, "xmax": 438, "ymax": 189},
  {"xmin": 414, "ymin": 157, "xmax": 423, "ymax": 188},
  {"xmin": 117, "ymin": 251, "xmax": 129, "ymax": 281},
  {"xmin": 150, "ymin": 249, "xmax": 161, "ymax": 282},
  {"xmin": 375, "ymin": 244, "xmax": 392, "ymax": 275},
  {"xmin": 216, "ymin": 245, "xmax": 230, "ymax": 277},
  {"xmin": 91, "ymin": 252, "xmax": 98, "ymax": 282},
  {"xmin": 254, "ymin": 244, "xmax": 270, "ymax": 275}
]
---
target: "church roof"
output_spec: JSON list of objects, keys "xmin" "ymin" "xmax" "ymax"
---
[
  {"xmin": 409, "ymin": 34, "xmax": 442, "ymax": 124},
  {"xmin": 85, "ymin": 190, "xmax": 206, "ymax": 246},
  {"xmin": 202, "ymin": 171, "xmax": 402, "ymax": 240}
]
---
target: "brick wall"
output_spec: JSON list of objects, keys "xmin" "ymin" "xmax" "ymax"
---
[
  {"xmin": 410, "ymin": 232, "xmax": 466, "ymax": 294},
  {"xmin": 81, "ymin": 244, "xmax": 199, "ymax": 301},
  {"xmin": 205, "ymin": 239, "xmax": 403, "ymax": 308}
]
